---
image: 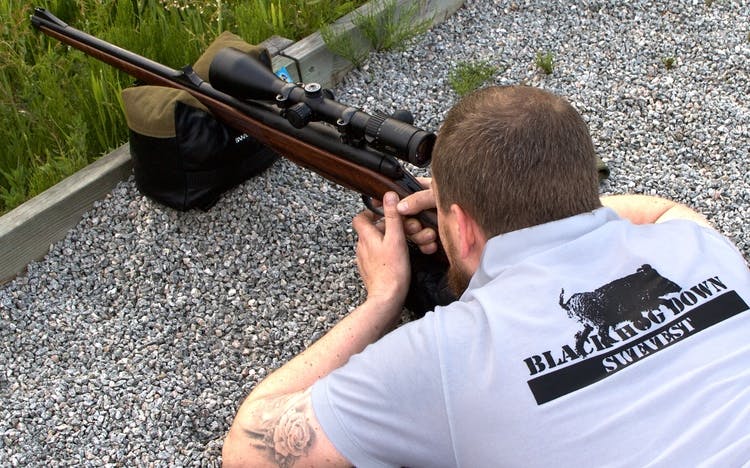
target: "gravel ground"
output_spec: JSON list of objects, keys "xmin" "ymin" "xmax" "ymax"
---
[{"xmin": 2, "ymin": 0, "xmax": 749, "ymax": 465}]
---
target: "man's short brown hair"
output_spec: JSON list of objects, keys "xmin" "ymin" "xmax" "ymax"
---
[{"xmin": 431, "ymin": 86, "xmax": 602, "ymax": 238}]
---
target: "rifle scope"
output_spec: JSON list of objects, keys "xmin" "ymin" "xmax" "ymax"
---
[{"xmin": 209, "ymin": 47, "xmax": 434, "ymax": 167}]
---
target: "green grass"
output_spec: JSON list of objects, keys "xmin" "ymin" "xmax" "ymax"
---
[
  {"xmin": 233, "ymin": 0, "xmax": 365, "ymax": 46},
  {"xmin": 0, "ymin": 0, "xmax": 366, "ymax": 214},
  {"xmin": 661, "ymin": 56, "xmax": 676, "ymax": 70},
  {"xmin": 321, "ymin": 22, "xmax": 371, "ymax": 68},
  {"xmin": 354, "ymin": 0, "xmax": 431, "ymax": 52},
  {"xmin": 448, "ymin": 61, "xmax": 500, "ymax": 96},
  {"xmin": 322, "ymin": 0, "xmax": 432, "ymax": 66},
  {"xmin": 535, "ymin": 50, "xmax": 555, "ymax": 75}
]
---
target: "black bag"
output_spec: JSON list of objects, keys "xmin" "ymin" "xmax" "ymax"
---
[{"xmin": 121, "ymin": 32, "xmax": 278, "ymax": 211}]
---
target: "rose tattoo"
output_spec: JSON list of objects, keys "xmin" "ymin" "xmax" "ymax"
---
[{"xmin": 243, "ymin": 390, "xmax": 315, "ymax": 468}]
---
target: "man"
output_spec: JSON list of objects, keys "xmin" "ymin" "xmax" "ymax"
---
[{"xmin": 222, "ymin": 86, "xmax": 750, "ymax": 467}]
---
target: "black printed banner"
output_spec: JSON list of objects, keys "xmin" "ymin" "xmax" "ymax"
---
[{"xmin": 528, "ymin": 291, "xmax": 749, "ymax": 405}]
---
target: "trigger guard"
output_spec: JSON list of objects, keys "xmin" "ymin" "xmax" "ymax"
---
[{"xmin": 361, "ymin": 195, "xmax": 384, "ymax": 216}]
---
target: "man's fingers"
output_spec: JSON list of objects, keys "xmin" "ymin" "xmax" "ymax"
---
[
  {"xmin": 382, "ymin": 192, "xmax": 405, "ymax": 244},
  {"xmin": 410, "ymin": 227, "xmax": 436, "ymax": 245},
  {"xmin": 354, "ymin": 193, "xmax": 409, "ymax": 244},
  {"xmin": 397, "ymin": 188, "xmax": 436, "ymax": 216},
  {"xmin": 352, "ymin": 210, "xmax": 379, "ymax": 238},
  {"xmin": 404, "ymin": 219, "xmax": 423, "ymax": 236},
  {"xmin": 415, "ymin": 177, "xmax": 432, "ymax": 189},
  {"xmin": 418, "ymin": 242, "xmax": 438, "ymax": 255}
]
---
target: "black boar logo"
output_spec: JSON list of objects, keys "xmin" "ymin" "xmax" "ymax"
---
[{"xmin": 559, "ymin": 264, "xmax": 681, "ymax": 356}]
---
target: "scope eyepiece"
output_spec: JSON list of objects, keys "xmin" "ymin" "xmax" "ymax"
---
[{"xmin": 364, "ymin": 113, "xmax": 434, "ymax": 167}]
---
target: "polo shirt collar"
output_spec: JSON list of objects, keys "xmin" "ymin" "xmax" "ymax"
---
[{"xmin": 463, "ymin": 207, "xmax": 621, "ymax": 296}]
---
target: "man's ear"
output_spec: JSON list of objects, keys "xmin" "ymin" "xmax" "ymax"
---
[{"xmin": 450, "ymin": 203, "xmax": 487, "ymax": 261}]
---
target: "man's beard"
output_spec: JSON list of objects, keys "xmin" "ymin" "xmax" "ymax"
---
[
  {"xmin": 442, "ymin": 232, "xmax": 471, "ymax": 297},
  {"xmin": 446, "ymin": 264, "xmax": 471, "ymax": 298}
]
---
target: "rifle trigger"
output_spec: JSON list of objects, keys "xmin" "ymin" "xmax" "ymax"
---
[{"xmin": 361, "ymin": 195, "xmax": 384, "ymax": 216}]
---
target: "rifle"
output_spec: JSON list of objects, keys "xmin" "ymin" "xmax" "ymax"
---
[{"xmin": 31, "ymin": 8, "xmax": 454, "ymax": 314}]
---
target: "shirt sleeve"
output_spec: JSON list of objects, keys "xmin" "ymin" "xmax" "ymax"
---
[{"xmin": 311, "ymin": 310, "xmax": 454, "ymax": 468}]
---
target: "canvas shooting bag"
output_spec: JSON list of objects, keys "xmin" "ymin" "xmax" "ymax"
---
[{"xmin": 121, "ymin": 32, "xmax": 278, "ymax": 211}]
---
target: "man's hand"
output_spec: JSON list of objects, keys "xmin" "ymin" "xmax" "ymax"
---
[
  {"xmin": 353, "ymin": 191, "xmax": 411, "ymax": 310},
  {"xmin": 397, "ymin": 177, "xmax": 439, "ymax": 254}
]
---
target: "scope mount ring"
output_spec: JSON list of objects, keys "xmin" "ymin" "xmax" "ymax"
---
[
  {"xmin": 337, "ymin": 107, "xmax": 364, "ymax": 145},
  {"xmin": 274, "ymin": 83, "xmax": 297, "ymax": 107}
]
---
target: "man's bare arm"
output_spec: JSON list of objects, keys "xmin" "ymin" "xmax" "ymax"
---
[
  {"xmin": 222, "ymin": 192, "xmax": 411, "ymax": 467},
  {"xmin": 224, "ymin": 389, "xmax": 325, "ymax": 468},
  {"xmin": 601, "ymin": 194, "xmax": 712, "ymax": 227}
]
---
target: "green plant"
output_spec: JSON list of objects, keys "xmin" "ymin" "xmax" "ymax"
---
[
  {"xmin": 233, "ymin": 0, "xmax": 365, "ymax": 45},
  {"xmin": 321, "ymin": 23, "xmax": 370, "ymax": 68},
  {"xmin": 234, "ymin": 0, "xmax": 288, "ymax": 43},
  {"xmin": 0, "ymin": 0, "xmax": 213, "ymax": 213},
  {"xmin": 535, "ymin": 51, "xmax": 554, "ymax": 75},
  {"xmin": 661, "ymin": 56, "xmax": 676, "ymax": 70},
  {"xmin": 448, "ymin": 61, "xmax": 500, "ymax": 96},
  {"xmin": 354, "ymin": 0, "xmax": 432, "ymax": 51},
  {"xmin": 323, "ymin": 0, "xmax": 432, "ymax": 66}
]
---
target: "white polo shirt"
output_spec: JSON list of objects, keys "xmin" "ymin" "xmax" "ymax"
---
[{"xmin": 312, "ymin": 208, "xmax": 750, "ymax": 467}]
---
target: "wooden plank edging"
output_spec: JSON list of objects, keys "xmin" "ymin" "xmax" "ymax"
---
[
  {"xmin": 0, "ymin": 0, "xmax": 466, "ymax": 284},
  {"xmin": 0, "ymin": 145, "xmax": 133, "ymax": 284}
]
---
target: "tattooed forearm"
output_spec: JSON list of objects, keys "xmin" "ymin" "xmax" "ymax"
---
[{"xmin": 241, "ymin": 389, "xmax": 316, "ymax": 468}]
